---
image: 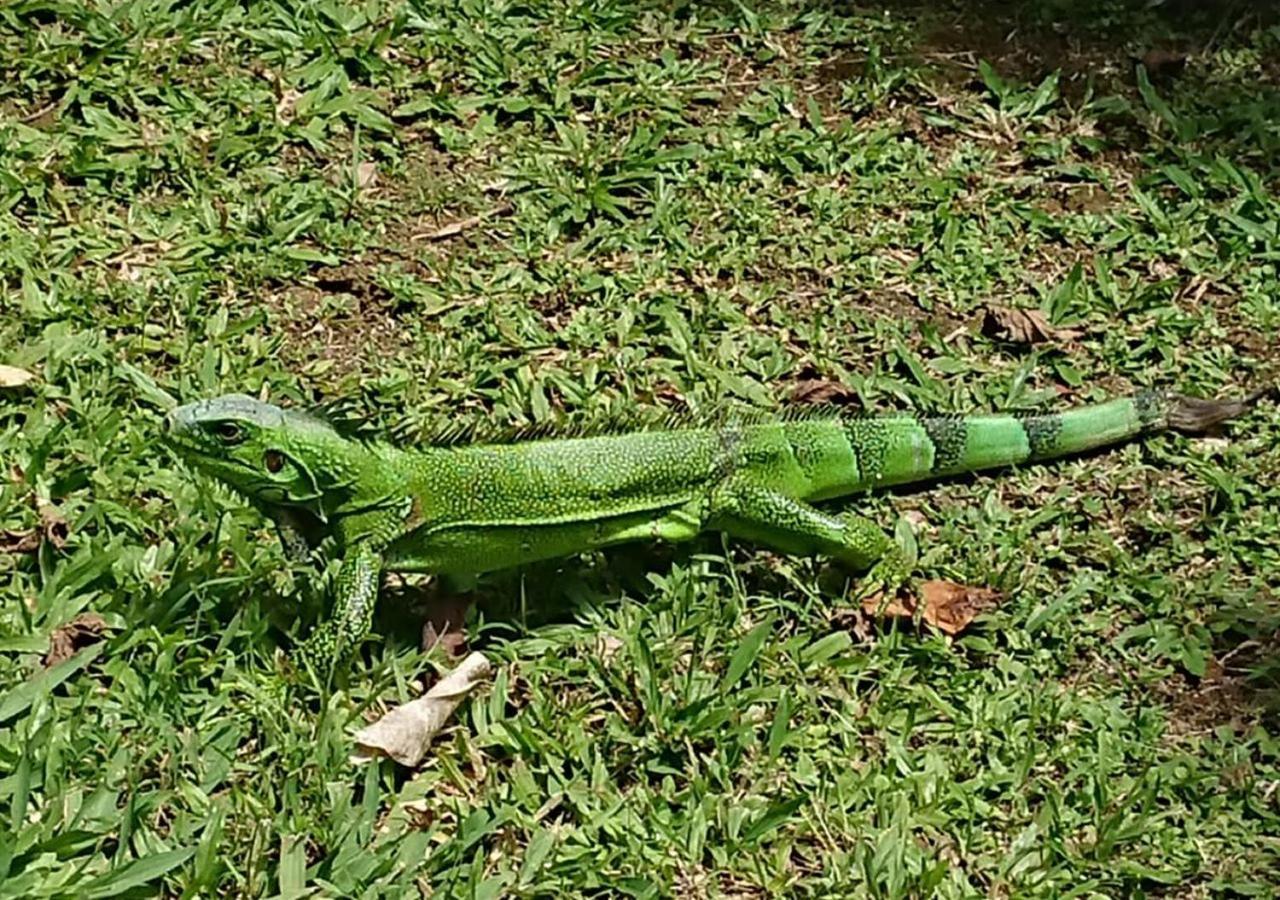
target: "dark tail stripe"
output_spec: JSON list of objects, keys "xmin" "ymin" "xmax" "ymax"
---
[
  {"xmin": 1018, "ymin": 413, "xmax": 1064, "ymax": 459},
  {"xmin": 919, "ymin": 415, "xmax": 967, "ymax": 472}
]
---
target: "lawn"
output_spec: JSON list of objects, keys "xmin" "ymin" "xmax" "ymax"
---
[{"xmin": 2, "ymin": 0, "xmax": 1280, "ymax": 896}]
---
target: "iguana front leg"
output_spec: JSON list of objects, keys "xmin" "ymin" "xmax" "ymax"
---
[
  {"xmin": 710, "ymin": 483, "xmax": 911, "ymax": 597},
  {"xmin": 294, "ymin": 543, "xmax": 382, "ymax": 683}
]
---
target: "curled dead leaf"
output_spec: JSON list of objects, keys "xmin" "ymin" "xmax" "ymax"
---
[
  {"xmin": 790, "ymin": 377, "xmax": 860, "ymax": 406},
  {"xmin": 2, "ymin": 502, "xmax": 67, "ymax": 554},
  {"xmin": 862, "ymin": 579, "xmax": 1000, "ymax": 635},
  {"xmin": 1, "ymin": 530, "xmax": 40, "ymax": 554},
  {"xmin": 350, "ymin": 651, "xmax": 492, "ymax": 767},
  {"xmin": 44, "ymin": 613, "xmax": 108, "ymax": 667},
  {"xmin": 980, "ymin": 306, "xmax": 1081, "ymax": 346},
  {"xmin": 38, "ymin": 502, "xmax": 68, "ymax": 549},
  {"xmin": 0, "ymin": 365, "xmax": 35, "ymax": 388}
]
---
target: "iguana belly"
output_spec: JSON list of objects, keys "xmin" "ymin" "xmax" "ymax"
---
[{"xmin": 383, "ymin": 501, "xmax": 704, "ymax": 575}]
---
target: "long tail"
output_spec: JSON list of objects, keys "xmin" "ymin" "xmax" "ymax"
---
[
  {"xmin": 831, "ymin": 389, "xmax": 1261, "ymax": 491},
  {"xmin": 974, "ymin": 389, "xmax": 1256, "ymax": 469}
]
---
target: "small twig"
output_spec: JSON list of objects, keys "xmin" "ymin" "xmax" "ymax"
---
[
  {"xmin": 412, "ymin": 203, "xmax": 512, "ymax": 242},
  {"xmin": 18, "ymin": 100, "xmax": 58, "ymax": 123}
]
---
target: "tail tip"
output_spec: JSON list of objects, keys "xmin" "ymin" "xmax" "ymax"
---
[{"xmin": 1166, "ymin": 385, "xmax": 1271, "ymax": 433}]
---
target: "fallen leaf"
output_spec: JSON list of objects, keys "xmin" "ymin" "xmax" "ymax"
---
[
  {"xmin": 0, "ymin": 530, "xmax": 40, "ymax": 554},
  {"xmin": 980, "ymin": 306, "xmax": 1081, "ymax": 346},
  {"xmin": 0, "ymin": 365, "xmax": 35, "ymax": 388},
  {"xmin": 790, "ymin": 377, "xmax": 859, "ymax": 406},
  {"xmin": 43, "ymin": 613, "xmax": 108, "ymax": 667},
  {"xmin": 862, "ymin": 580, "xmax": 1000, "ymax": 635},
  {"xmin": 651, "ymin": 381, "xmax": 687, "ymax": 407},
  {"xmin": 1, "ymin": 502, "xmax": 67, "ymax": 555},
  {"xmin": 275, "ymin": 88, "xmax": 302, "ymax": 122},
  {"xmin": 351, "ymin": 651, "xmax": 492, "ymax": 767},
  {"xmin": 594, "ymin": 633, "xmax": 624, "ymax": 664},
  {"xmin": 38, "ymin": 502, "xmax": 68, "ymax": 550},
  {"xmin": 356, "ymin": 161, "xmax": 378, "ymax": 190},
  {"xmin": 421, "ymin": 595, "xmax": 472, "ymax": 657},
  {"xmin": 417, "ymin": 213, "xmax": 482, "ymax": 241}
]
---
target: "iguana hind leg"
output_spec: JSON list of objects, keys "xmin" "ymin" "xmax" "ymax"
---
[{"xmin": 710, "ymin": 483, "xmax": 909, "ymax": 596}]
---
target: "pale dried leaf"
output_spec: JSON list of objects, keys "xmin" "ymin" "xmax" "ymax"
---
[
  {"xmin": 902, "ymin": 510, "xmax": 929, "ymax": 530},
  {"xmin": 350, "ymin": 652, "xmax": 492, "ymax": 767},
  {"xmin": 595, "ymin": 633, "xmax": 624, "ymax": 664},
  {"xmin": 980, "ymin": 306, "xmax": 1081, "ymax": 345},
  {"xmin": 44, "ymin": 613, "xmax": 108, "ymax": 667},
  {"xmin": 356, "ymin": 161, "xmax": 378, "ymax": 190},
  {"xmin": 862, "ymin": 579, "xmax": 1000, "ymax": 635},
  {"xmin": 651, "ymin": 381, "xmax": 687, "ymax": 406},
  {"xmin": 1, "ymin": 530, "xmax": 40, "ymax": 554},
  {"xmin": 0, "ymin": 365, "xmax": 35, "ymax": 388},
  {"xmin": 275, "ymin": 88, "xmax": 302, "ymax": 122}
]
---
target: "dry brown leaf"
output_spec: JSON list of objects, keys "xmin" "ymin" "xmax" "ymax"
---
[
  {"xmin": 651, "ymin": 381, "xmax": 687, "ymax": 407},
  {"xmin": 350, "ymin": 652, "xmax": 492, "ymax": 767},
  {"xmin": 356, "ymin": 161, "xmax": 378, "ymax": 190},
  {"xmin": 420, "ymin": 595, "xmax": 472, "ymax": 658},
  {"xmin": 0, "ymin": 530, "xmax": 40, "ymax": 554},
  {"xmin": 43, "ymin": 613, "xmax": 108, "ymax": 667},
  {"xmin": 2, "ymin": 502, "xmax": 67, "ymax": 555},
  {"xmin": 862, "ymin": 579, "xmax": 1000, "ymax": 635},
  {"xmin": 790, "ymin": 377, "xmax": 859, "ymax": 406},
  {"xmin": 0, "ymin": 365, "xmax": 35, "ymax": 388},
  {"xmin": 38, "ymin": 502, "xmax": 68, "ymax": 550},
  {"xmin": 980, "ymin": 306, "xmax": 1081, "ymax": 346}
]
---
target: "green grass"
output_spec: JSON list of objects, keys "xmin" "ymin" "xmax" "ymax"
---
[{"xmin": 3, "ymin": 0, "xmax": 1280, "ymax": 895}]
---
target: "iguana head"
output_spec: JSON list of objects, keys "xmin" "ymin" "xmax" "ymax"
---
[{"xmin": 165, "ymin": 394, "xmax": 354, "ymax": 520}]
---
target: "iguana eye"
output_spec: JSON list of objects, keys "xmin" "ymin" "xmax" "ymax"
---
[
  {"xmin": 264, "ymin": 450, "xmax": 284, "ymax": 473},
  {"xmin": 214, "ymin": 422, "xmax": 242, "ymax": 443}
]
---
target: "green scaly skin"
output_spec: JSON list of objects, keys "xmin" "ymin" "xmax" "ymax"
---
[{"xmin": 165, "ymin": 389, "xmax": 1252, "ymax": 682}]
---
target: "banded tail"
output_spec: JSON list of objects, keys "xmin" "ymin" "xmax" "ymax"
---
[
  {"xmin": 936, "ymin": 389, "xmax": 1255, "ymax": 474},
  {"xmin": 800, "ymin": 389, "xmax": 1260, "ymax": 499}
]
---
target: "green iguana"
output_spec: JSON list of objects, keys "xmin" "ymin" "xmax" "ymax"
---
[{"xmin": 165, "ymin": 389, "xmax": 1253, "ymax": 680}]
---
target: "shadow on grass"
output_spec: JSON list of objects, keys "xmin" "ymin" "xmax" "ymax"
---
[{"xmin": 809, "ymin": 0, "xmax": 1280, "ymax": 163}]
